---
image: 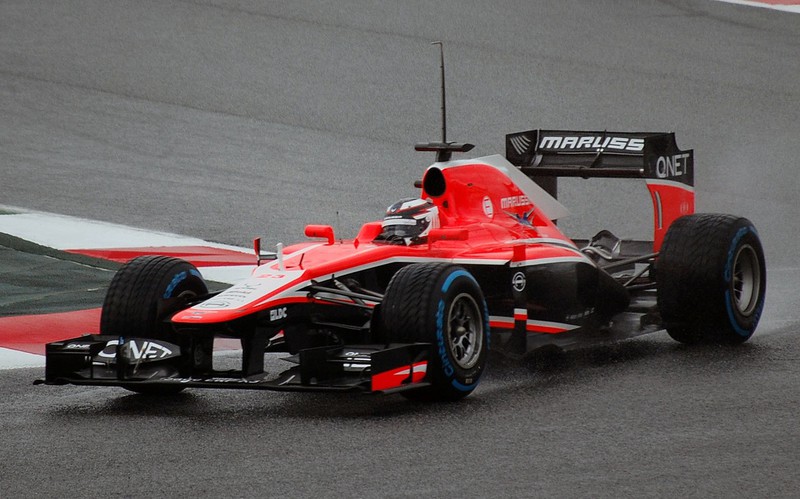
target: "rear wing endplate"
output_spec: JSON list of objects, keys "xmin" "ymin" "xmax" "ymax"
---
[{"xmin": 505, "ymin": 130, "xmax": 695, "ymax": 251}]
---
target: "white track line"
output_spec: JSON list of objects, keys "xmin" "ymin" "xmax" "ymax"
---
[
  {"xmin": 0, "ymin": 205, "xmax": 249, "ymax": 252},
  {"xmin": 0, "ymin": 207, "xmax": 259, "ymax": 368},
  {"xmin": 0, "ymin": 205, "xmax": 255, "ymax": 284},
  {"xmin": 712, "ymin": 0, "xmax": 800, "ymax": 13},
  {"xmin": 0, "ymin": 348, "xmax": 44, "ymax": 369}
]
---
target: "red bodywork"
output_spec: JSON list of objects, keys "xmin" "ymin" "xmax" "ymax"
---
[{"xmin": 171, "ymin": 155, "xmax": 587, "ymax": 327}]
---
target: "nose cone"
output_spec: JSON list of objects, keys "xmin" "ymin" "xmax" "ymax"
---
[{"xmin": 171, "ymin": 269, "xmax": 306, "ymax": 323}]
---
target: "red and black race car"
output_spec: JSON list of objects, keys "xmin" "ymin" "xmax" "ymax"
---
[{"xmin": 37, "ymin": 130, "xmax": 766, "ymax": 401}]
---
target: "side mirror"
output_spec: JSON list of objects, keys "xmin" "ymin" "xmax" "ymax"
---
[{"xmin": 305, "ymin": 225, "xmax": 335, "ymax": 245}]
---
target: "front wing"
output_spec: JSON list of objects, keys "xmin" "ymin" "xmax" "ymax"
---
[{"xmin": 34, "ymin": 334, "xmax": 432, "ymax": 394}]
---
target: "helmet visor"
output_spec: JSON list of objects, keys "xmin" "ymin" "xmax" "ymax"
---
[{"xmin": 381, "ymin": 218, "xmax": 424, "ymax": 238}]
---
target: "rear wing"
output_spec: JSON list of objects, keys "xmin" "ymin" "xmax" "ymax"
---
[{"xmin": 505, "ymin": 130, "xmax": 695, "ymax": 251}]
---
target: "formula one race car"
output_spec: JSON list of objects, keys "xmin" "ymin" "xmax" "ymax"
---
[{"xmin": 37, "ymin": 129, "xmax": 767, "ymax": 401}]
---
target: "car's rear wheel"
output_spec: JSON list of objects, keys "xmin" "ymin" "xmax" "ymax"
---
[
  {"xmin": 380, "ymin": 263, "xmax": 489, "ymax": 401},
  {"xmin": 101, "ymin": 256, "xmax": 208, "ymax": 395},
  {"xmin": 657, "ymin": 214, "xmax": 766, "ymax": 344}
]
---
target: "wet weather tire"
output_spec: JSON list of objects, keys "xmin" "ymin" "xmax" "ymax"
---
[
  {"xmin": 101, "ymin": 256, "xmax": 208, "ymax": 338},
  {"xmin": 657, "ymin": 214, "xmax": 766, "ymax": 344},
  {"xmin": 100, "ymin": 256, "xmax": 208, "ymax": 395},
  {"xmin": 381, "ymin": 263, "xmax": 490, "ymax": 401}
]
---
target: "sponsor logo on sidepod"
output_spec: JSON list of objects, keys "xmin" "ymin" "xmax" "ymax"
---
[
  {"xmin": 482, "ymin": 196, "xmax": 494, "ymax": 218},
  {"xmin": 512, "ymin": 272, "xmax": 526, "ymax": 292},
  {"xmin": 501, "ymin": 195, "xmax": 531, "ymax": 209}
]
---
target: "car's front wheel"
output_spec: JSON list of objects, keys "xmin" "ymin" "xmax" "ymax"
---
[
  {"xmin": 100, "ymin": 256, "xmax": 208, "ymax": 395},
  {"xmin": 101, "ymin": 256, "xmax": 208, "ymax": 339},
  {"xmin": 380, "ymin": 263, "xmax": 490, "ymax": 401}
]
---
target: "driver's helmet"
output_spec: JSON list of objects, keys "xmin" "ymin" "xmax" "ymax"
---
[{"xmin": 380, "ymin": 198, "xmax": 439, "ymax": 245}]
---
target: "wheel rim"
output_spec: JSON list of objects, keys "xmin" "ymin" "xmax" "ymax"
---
[
  {"xmin": 732, "ymin": 244, "xmax": 761, "ymax": 316},
  {"xmin": 447, "ymin": 293, "xmax": 483, "ymax": 369}
]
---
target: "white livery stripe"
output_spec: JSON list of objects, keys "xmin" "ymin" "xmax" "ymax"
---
[
  {"xmin": 511, "ymin": 255, "xmax": 592, "ymax": 268},
  {"xmin": 250, "ymin": 255, "xmax": 510, "ymax": 310},
  {"xmin": 511, "ymin": 237, "xmax": 580, "ymax": 250},
  {"xmin": 489, "ymin": 316, "xmax": 515, "ymax": 327}
]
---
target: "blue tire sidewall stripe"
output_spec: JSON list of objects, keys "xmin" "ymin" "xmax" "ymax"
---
[
  {"xmin": 163, "ymin": 268, "xmax": 203, "ymax": 299},
  {"xmin": 435, "ymin": 269, "xmax": 487, "ymax": 392},
  {"xmin": 723, "ymin": 226, "xmax": 764, "ymax": 337}
]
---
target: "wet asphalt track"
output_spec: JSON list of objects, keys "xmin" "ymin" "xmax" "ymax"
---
[{"xmin": 2, "ymin": 1, "xmax": 800, "ymax": 497}]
